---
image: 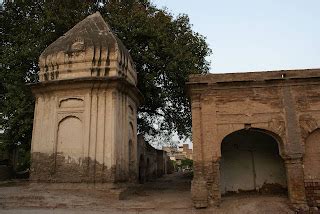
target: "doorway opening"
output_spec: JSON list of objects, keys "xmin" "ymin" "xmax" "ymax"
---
[
  {"xmin": 220, "ymin": 129, "xmax": 287, "ymax": 195},
  {"xmin": 303, "ymin": 128, "xmax": 320, "ymax": 207},
  {"xmin": 304, "ymin": 128, "xmax": 320, "ymax": 180}
]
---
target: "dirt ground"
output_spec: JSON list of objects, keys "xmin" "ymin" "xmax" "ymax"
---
[{"xmin": 0, "ymin": 172, "xmax": 294, "ymax": 214}]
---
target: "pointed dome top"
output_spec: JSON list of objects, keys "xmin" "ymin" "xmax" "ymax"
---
[{"xmin": 39, "ymin": 12, "xmax": 137, "ymax": 85}]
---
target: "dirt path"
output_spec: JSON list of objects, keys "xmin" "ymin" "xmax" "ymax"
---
[{"xmin": 0, "ymin": 172, "xmax": 294, "ymax": 213}]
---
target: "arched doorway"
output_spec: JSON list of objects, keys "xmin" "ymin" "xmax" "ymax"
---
[
  {"xmin": 304, "ymin": 128, "xmax": 320, "ymax": 179},
  {"xmin": 57, "ymin": 116, "xmax": 83, "ymax": 158},
  {"xmin": 56, "ymin": 116, "xmax": 83, "ymax": 177},
  {"xmin": 303, "ymin": 129, "xmax": 320, "ymax": 207},
  {"xmin": 220, "ymin": 129, "xmax": 287, "ymax": 195}
]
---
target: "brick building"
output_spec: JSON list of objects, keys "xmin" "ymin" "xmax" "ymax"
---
[{"xmin": 187, "ymin": 69, "xmax": 320, "ymax": 210}]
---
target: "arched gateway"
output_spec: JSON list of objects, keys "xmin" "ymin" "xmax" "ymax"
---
[
  {"xmin": 220, "ymin": 129, "xmax": 287, "ymax": 195},
  {"xmin": 187, "ymin": 69, "xmax": 320, "ymax": 209}
]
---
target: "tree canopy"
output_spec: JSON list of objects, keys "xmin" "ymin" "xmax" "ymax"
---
[{"xmin": 0, "ymin": 0, "xmax": 211, "ymax": 164}]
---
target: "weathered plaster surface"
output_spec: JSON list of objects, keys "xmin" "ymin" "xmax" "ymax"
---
[
  {"xmin": 187, "ymin": 69, "xmax": 320, "ymax": 209},
  {"xmin": 30, "ymin": 12, "xmax": 141, "ymax": 184}
]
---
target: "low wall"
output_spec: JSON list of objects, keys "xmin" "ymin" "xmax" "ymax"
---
[{"xmin": 137, "ymin": 135, "xmax": 170, "ymax": 183}]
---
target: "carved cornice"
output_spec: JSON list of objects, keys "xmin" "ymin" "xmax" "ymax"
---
[{"xmin": 30, "ymin": 76, "xmax": 144, "ymax": 106}]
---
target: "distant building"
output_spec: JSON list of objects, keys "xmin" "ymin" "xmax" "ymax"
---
[
  {"xmin": 163, "ymin": 144, "xmax": 193, "ymax": 163},
  {"xmin": 162, "ymin": 146, "xmax": 177, "ymax": 161},
  {"xmin": 137, "ymin": 135, "xmax": 173, "ymax": 183},
  {"xmin": 180, "ymin": 144, "xmax": 193, "ymax": 160}
]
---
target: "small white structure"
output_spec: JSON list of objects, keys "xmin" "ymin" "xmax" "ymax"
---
[{"xmin": 30, "ymin": 12, "xmax": 142, "ymax": 183}]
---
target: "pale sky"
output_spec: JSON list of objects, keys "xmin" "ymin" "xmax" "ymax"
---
[
  {"xmin": 3, "ymin": 0, "xmax": 319, "ymax": 73},
  {"xmin": 152, "ymin": 0, "xmax": 320, "ymax": 73}
]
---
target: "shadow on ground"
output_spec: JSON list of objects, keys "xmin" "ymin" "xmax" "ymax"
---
[{"xmin": 0, "ymin": 172, "xmax": 294, "ymax": 213}]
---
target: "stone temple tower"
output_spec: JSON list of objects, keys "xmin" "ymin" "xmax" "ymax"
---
[{"xmin": 30, "ymin": 12, "xmax": 142, "ymax": 183}]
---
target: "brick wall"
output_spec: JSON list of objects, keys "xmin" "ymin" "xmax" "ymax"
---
[{"xmin": 305, "ymin": 179, "xmax": 320, "ymax": 207}]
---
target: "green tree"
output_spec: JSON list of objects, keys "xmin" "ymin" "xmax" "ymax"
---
[
  {"xmin": 100, "ymin": 1, "xmax": 211, "ymax": 142},
  {"xmin": 0, "ymin": 0, "xmax": 211, "ymax": 168},
  {"xmin": 181, "ymin": 158, "xmax": 193, "ymax": 168}
]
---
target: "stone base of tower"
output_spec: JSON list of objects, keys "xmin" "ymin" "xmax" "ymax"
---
[{"xmin": 30, "ymin": 152, "xmax": 116, "ymax": 183}]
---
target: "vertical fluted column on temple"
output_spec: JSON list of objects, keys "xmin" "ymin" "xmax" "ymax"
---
[{"xmin": 190, "ymin": 93, "xmax": 208, "ymax": 208}]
